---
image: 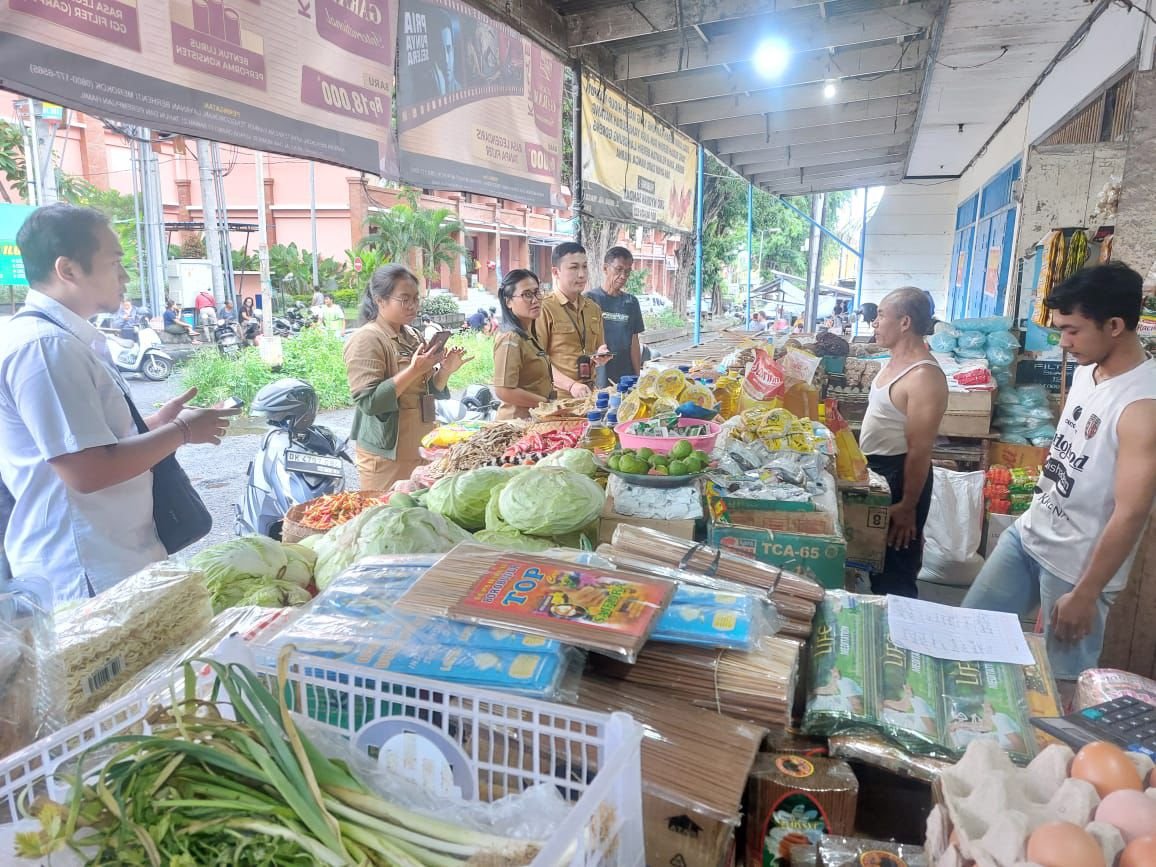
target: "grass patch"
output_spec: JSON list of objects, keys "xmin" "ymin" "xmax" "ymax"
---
[
  {"xmin": 181, "ymin": 327, "xmax": 498, "ymax": 410},
  {"xmin": 181, "ymin": 328, "xmax": 352, "ymax": 410},
  {"xmin": 445, "ymin": 330, "xmax": 496, "ymax": 391},
  {"xmin": 644, "ymin": 309, "xmax": 688, "ymax": 331}
]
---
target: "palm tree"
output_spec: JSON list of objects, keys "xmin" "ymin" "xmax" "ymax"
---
[
  {"xmin": 342, "ymin": 247, "xmax": 388, "ymax": 294},
  {"xmin": 358, "ymin": 203, "xmax": 418, "ymax": 263},
  {"xmin": 411, "ymin": 207, "xmax": 468, "ymax": 289}
]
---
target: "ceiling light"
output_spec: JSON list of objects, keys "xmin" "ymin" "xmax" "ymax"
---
[
  {"xmin": 753, "ymin": 39, "xmax": 790, "ymax": 78},
  {"xmin": 823, "ymin": 80, "xmax": 838, "ymax": 99}
]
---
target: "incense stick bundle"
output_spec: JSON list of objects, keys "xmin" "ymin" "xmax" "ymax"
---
[
  {"xmin": 576, "ymin": 675, "xmax": 765, "ymax": 825},
  {"xmin": 608, "ymin": 525, "xmax": 822, "ymax": 637},
  {"xmin": 394, "ymin": 543, "xmax": 675, "ymax": 662},
  {"xmin": 590, "ymin": 635, "xmax": 802, "ymax": 729}
]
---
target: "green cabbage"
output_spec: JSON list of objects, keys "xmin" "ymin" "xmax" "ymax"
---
[
  {"xmin": 424, "ymin": 466, "xmax": 512, "ymax": 530},
  {"xmin": 282, "ymin": 543, "xmax": 317, "ymax": 586},
  {"xmin": 538, "ymin": 448, "xmax": 598, "ymax": 477},
  {"xmin": 473, "ymin": 527, "xmax": 554, "ymax": 553},
  {"xmin": 498, "ymin": 467, "xmax": 605, "ymax": 537},
  {"xmin": 191, "ymin": 536, "xmax": 317, "ymax": 613},
  {"xmin": 314, "ymin": 506, "xmax": 472, "ymax": 588},
  {"xmin": 238, "ymin": 580, "xmax": 313, "ymax": 609},
  {"xmin": 485, "ymin": 489, "xmax": 507, "ymax": 530}
]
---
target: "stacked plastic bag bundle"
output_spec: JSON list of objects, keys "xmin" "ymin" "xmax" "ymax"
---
[
  {"xmin": 929, "ymin": 317, "xmax": 1019, "ymax": 388},
  {"xmin": 993, "ymin": 384, "xmax": 1057, "ymax": 446}
]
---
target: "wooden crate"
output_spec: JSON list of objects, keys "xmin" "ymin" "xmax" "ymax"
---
[
  {"xmin": 1101, "ymin": 519, "xmax": 1156, "ymax": 677},
  {"xmin": 939, "ymin": 390, "xmax": 993, "ymax": 437}
]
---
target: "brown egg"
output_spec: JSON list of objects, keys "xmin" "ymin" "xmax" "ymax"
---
[
  {"xmin": 1121, "ymin": 836, "xmax": 1156, "ymax": 867},
  {"xmin": 1026, "ymin": 821, "xmax": 1106, "ymax": 867},
  {"xmin": 1096, "ymin": 789, "xmax": 1156, "ymax": 842},
  {"xmin": 1071, "ymin": 741, "xmax": 1144, "ymax": 797}
]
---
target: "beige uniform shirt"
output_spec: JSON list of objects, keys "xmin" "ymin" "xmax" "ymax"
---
[
  {"xmin": 493, "ymin": 326, "xmax": 554, "ymax": 420},
  {"xmin": 538, "ymin": 291, "xmax": 605, "ymax": 386}
]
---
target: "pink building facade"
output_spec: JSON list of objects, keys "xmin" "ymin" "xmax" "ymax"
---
[{"xmin": 1, "ymin": 92, "xmax": 683, "ymax": 299}]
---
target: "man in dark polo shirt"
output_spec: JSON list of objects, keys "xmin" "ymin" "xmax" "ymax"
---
[{"xmin": 585, "ymin": 246, "xmax": 644, "ymax": 384}]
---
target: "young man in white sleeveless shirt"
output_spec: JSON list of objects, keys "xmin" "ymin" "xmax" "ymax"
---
[
  {"xmin": 859, "ymin": 288, "xmax": 949, "ymax": 597},
  {"xmin": 964, "ymin": 263, "xmax": 1156, "ymax": 691}
]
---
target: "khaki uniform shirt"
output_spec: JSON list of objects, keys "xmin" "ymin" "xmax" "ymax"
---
[
  {"xmin": 344, "ymin": 319, "xmax": 447, "ymax": 460},
  {"xmin": 492, "ymin": 326, "xmax": 554, "ymax": 420},
  {"xmin": 538, "ymin": 291, "xmax": 605, "ymax": 386}
]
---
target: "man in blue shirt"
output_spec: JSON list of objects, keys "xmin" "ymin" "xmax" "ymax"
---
[{"xmin": 585, "ymin": 246, "xmax": 645, "ymax": 384}]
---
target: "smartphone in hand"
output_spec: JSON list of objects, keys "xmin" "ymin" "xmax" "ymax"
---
[{"xmin": 423, "ymin": 330, "xmax": 451, "ymax": 354}]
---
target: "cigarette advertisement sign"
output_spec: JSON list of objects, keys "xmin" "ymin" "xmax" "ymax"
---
[
  {"xmin": 0, "ymin": 205, "xmax": 35, "ymax": 287},
  {"xmin": 580, "ymin": 70, "xmax": 698, "ymax": 233},
  {"xmin": 0, "ymin": 0, "xmax": 398, "ymax": 176},
  {"xmin": 396, "ymin": 0, "xmax": 564, "ymax": 207}
]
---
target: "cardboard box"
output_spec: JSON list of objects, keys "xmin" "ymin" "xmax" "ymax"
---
[
  {"xmin": 645, "ymin": 792, "xmax": 735, "ymax": 867},
  {"xmin": 939, "ymin": 390, "xmax": 993, "ymax": 437},
  {"xmin": 708, "ymin": 521, "xmax": 846, "ymax": 589},
  {"xmin": 987, "ymin": 442, "xmax": 1049, "ymax": 469},
  {"xmin": 841, "ymin": 471, "xmax": 891, "ymax": 573},
  {"xmin": 983, "ymin": 512, "xmax": 1016, "ymax": 557},
  {"xmin": 598, "ymin": 493, "xmax": 699, "ymax": 546}
]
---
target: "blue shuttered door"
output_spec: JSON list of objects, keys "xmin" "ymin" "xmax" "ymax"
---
[{"xmin": 951, "ymin": 162, "xmax": 1020, "ymax": 321}]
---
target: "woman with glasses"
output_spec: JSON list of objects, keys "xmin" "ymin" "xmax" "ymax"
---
[
  {"xmin": 493, "ymin": 269, "xmax": 555, "ymax": 420},
  {"xmin": 343, "ymin": 264, "xmax": 470, "ymax": 488}
]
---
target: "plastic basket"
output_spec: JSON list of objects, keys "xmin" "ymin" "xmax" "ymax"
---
[
  {"xmin": 0, "ymin": 654, "xmax": 645, "ymax": 867},
  {"xmin": 614, "ymin": 417, "xmax": 721, "ymax": 455}
]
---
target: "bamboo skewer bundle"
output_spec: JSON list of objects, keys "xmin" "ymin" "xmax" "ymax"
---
[
  {"xmin": 590, "ymin": 635, "xmax": 801, "ymax": 730},
  {"xmin": 393, "ymin": 543, "xmax": 675, "ymax": 662},
  {"xmin": 576, "ymin": 675, "xmax": 765, "ymax": 825},
  {"xmin": 608, "ymin": 525, "xmax": 823, "ymax": 637}
]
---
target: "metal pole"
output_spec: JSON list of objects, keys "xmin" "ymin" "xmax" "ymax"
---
[
  {"xmin": 776, "ymin": 194, "xmax": 859, "ymax": 257},
  {"xmin": 196, "ymin": 139, "xmax": 226, "ymax": 306},
  {"xmin": 33, "ymin": 102, "xmax": 58, "ymax": 204},
  {"xmin": 256, "ymin": 152, "xmax": 273, "ymax": 336},
  {"xmin": 23, "ymin": 103, "xmax": 42, "ymax": 207},
  {"xmin": 309, "ymin": 162, "xmax": 320, "ymax": 290},
  {"xmin": 693, "ymin": 143, "xmax": 705, "ymax": 345},
  {"xmin": 745, "ymin": 183, "xmax": 754, "ymax": 326},
  {"xmin": 129, "ymin": 137, "xmax": 145, "ymax": 305},
  {"xmin": 139, "ymin": 129, "xmax": 169, "ymax": 318},
  {"xmin": 855, "ymin": 187, "xmax": 868, "ymax": 334},
  {"xmin": 805, "ymin": 193, "xmax": 825, "ymax": 332},
  {"xmin": 210, "ymin": 142, "xmax": 235, "ymax": 303},
  {"xmin": 571, "ymin": 64, "xmax": 584, "ymax": 247}
]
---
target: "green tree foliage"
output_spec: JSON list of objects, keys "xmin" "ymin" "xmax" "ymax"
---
[
  {"xmin": 0, "ymin": 119, "xmax": 95, "ymax": 204},
  {"xmin": 357, "ymin": 191, "xmax": 468, "ymax": 289}
]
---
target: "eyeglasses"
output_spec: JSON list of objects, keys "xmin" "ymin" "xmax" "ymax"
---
[
  {"xmin": 390, "ymin": 295, "xmax": 420, "ymax": 308},
  {"xmin": 514, "ymin": 290, "xmax": 542, "ymax": 301}
]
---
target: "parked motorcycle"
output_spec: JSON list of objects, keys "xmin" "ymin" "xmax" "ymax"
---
[
  {"xmin": 213, "ymin": 321, "xmax": 242, "ymax": 357},
  {"xmin": 103, "ymin": 316, "xmax": 174, "ymax": 381},
  {"xmin": 235, "ymin": 378, "xmax": 349, "ymax": 540},
  {"xmin": 435, "ymin": 384, "xmax": 500, "ymax": 425}
]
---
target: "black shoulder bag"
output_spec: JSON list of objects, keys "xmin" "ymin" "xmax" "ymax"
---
[{"xmin": 10, "ymin": 310, "xmax": 211, "ymax": 554}]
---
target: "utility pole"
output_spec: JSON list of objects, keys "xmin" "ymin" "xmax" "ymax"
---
[
  {"xmin": 209, "ymin": 142, "xmax": 236, "ymax": 303},
  {"xmin": 17, "ymin": 99, "xmax": 59, "ymax": 206},
  {"xmin": 196, "ymin": 139, "xmax": 226, "ymax": 304},
  {"xmin": 804, "ymin": 193, "xmax": 825, "ymax": 332},
  {"xmin": 309, "ymin": 162, "xmax": 320, "ymax": 290},
  {"xmin": 134, "ymin": 129, "xmax": 169, "ymax": 317},
  {"xmin": 255, "ymin": 152, "xmax": 273, "ymax": 337}
]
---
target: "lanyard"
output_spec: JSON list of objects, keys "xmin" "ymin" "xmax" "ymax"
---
[
  {"xmin": 560, "ymin": 299, "xmax": 588, "ymax": 353},
  {"xmin": 526, "ymin": 322, "xmax": 547, "ymax": 358}
]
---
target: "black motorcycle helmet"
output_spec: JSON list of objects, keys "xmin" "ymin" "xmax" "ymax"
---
[{"xmin": 251, "ymin": 378, "xmax": 318, "ymax": 433}]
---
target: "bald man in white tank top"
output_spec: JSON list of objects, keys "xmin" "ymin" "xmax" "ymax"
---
[
  {"xmin": 858, "ymin": 288, "xmax": 948, "ymax": 597},
  {"xmin": 965, "ymin": 263, "xmax": 1156, "ymax": 691}
]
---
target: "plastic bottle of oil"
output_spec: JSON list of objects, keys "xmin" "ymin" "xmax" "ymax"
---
[
  {"xmin": 578, "ymin": 411, "xmax": 617, "ymax": 455},
  {"xmin": 784, "ymin": 381, "xmax": 820, "ymax": 420},
  {"xmin": 714, "ymin": 374, "xmax": 741, "ymax": 419}
]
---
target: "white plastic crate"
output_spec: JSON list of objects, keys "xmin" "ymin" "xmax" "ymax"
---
[{"xmin": 0, "ymin": 653, "xmax": 645, "ymax": 867}]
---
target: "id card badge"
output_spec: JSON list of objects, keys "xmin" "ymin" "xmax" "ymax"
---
[
  {"xmin": 576, "ymin": 354, "xmax": 592, "ymax": 382},
  {"xmin": 420, "ymin": 393, "xmax": 436, "ymax": 423}
]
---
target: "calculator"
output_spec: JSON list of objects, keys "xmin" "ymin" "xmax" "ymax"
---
[{"xmin": 1031, "ymin": 696, "xmax": 1156, "ymax": 758}]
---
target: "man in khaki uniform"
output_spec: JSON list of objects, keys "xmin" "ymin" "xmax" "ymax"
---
[{"xmin": 538, "ymin": 242, "xmax": 610, "ymax": 398}]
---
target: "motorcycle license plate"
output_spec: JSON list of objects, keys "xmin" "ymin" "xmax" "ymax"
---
[{"xmin": 285, "ymin": 450, "xmax": 344, "ymax": 478}]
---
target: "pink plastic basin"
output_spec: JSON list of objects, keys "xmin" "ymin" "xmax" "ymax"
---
[{"xmin": 614, "ymin": 417, "xmax": 721, "ymax": 455}]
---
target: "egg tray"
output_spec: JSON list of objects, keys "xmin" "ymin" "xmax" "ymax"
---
[{"xmin": 926, "ymin": 739, "xmax": 1156, "ymax": 867}]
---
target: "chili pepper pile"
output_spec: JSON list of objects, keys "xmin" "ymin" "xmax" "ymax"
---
[
  {"xmin": 299, "ymin": 491, "xmax": 385, "ymax": 530},
  {"xmin": 496, "ymin": 426, "xmax": 585, "ymax": 466}
]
